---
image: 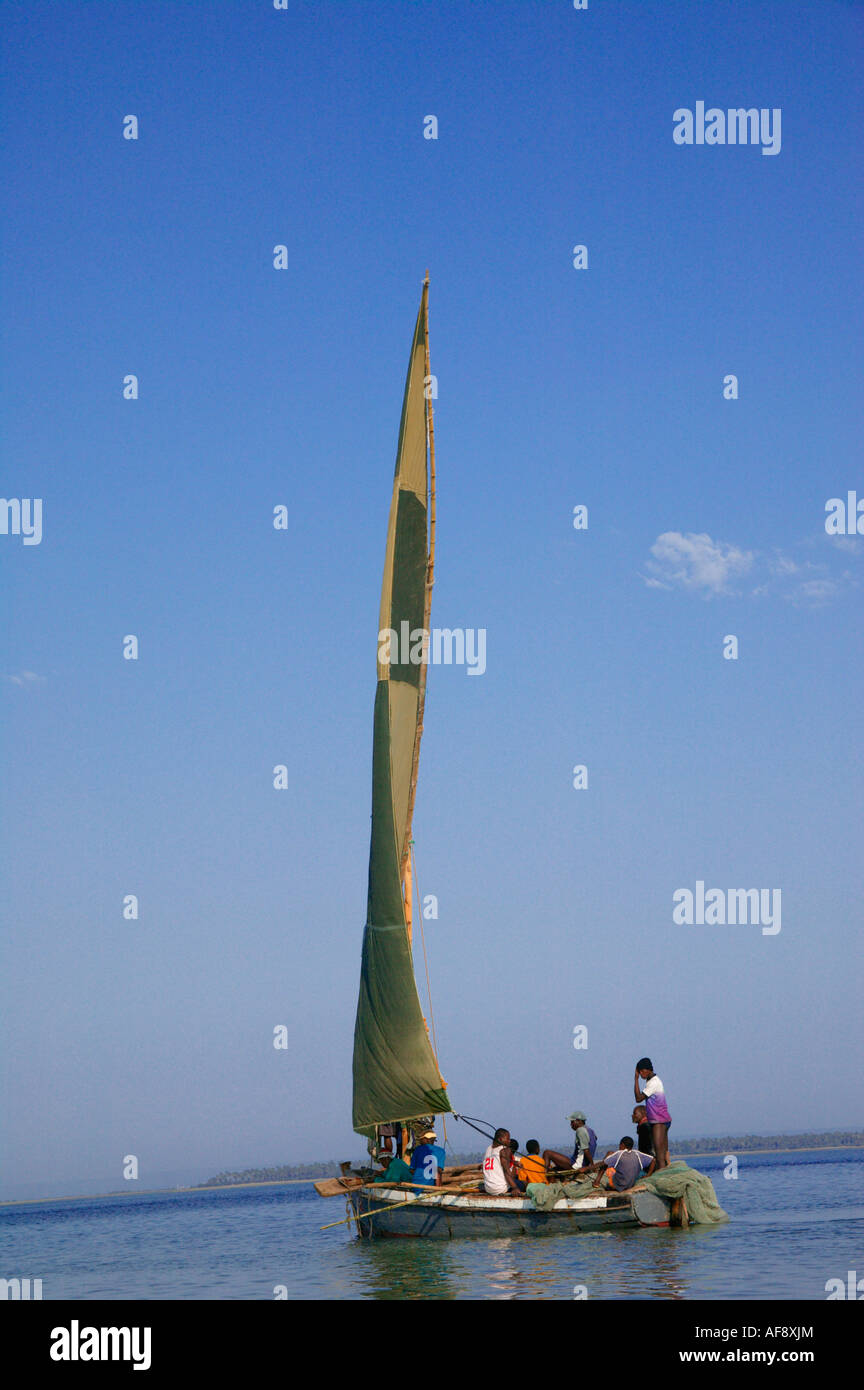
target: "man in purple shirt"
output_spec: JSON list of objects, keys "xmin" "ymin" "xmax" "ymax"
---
[{"xmin": 634, "ymin": 1057, "xmax": 672, "ymax": 1169}]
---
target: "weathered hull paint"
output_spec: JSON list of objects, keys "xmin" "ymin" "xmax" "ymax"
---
[{"xmin": 349, "ymin": 1185, "xmax": 671, "ymax": 1239}]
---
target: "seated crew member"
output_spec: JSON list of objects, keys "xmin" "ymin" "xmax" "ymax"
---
[
  {"xmin": 591, "ymin": 1136, "xmax": 654, "ymax": 1191},
  {"xmin": 517, "ymin": 1139, "xmax": 548, "ymax": 1186},
  {"xmin": 543, "ymin": 1111, "xmax": 596, "ymax": 1173},
  {"xmin": 373, "ymin": 1152, "xmax": 413, "ymax": 1184},
  {"xmin": 632, "ymin": 1105, "xmax": 653, "ymax": 1156},
  {"xmin": 634, "ymin": 1058, "xmax": 672, "ymax": 1170},
  {"xmin": 509, "ymin": 1138, "xmax": 526, "ymax": 1192},
  {"xmin": 482, "ymin": 1128, "xmax": 522, "ymax": 1197},
  {"xmin": 409, "ymin": 1129, "xmax": 445, "ymax": 1188}
]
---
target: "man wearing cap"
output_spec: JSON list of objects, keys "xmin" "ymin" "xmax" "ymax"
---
[
  {"xmin": 409, "ymin": 1129, "xmax": 446, "ymax": 1188},
  {"xmin": 543, "ymin": 1111, "xmax": 597, "ymax": 1174}
]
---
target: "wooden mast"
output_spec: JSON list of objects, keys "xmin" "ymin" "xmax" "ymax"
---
[{"xmin": 401, "ymin": 272, "xmax": 436, "ymax": 950}]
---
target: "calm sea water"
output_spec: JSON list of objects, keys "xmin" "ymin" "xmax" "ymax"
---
[{"xmin": 2, "ymin": 1150, "xmax": 861, "ymax": 1300}]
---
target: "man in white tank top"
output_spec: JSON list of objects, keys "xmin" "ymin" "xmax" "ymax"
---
[{"xmin": 482, "ymin": 1128, "xmax": 522, "ymax": 1196}]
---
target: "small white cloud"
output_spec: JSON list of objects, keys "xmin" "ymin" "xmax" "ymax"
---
[
  {"xmin": 791, "ymin": 578, "xmax": 840, "ymax": 605},
  {"xmin": 769, "ymin": 552, "xmax": 799, "ymax": 576},
  {"xmin": 644, "ymin": 532, "xmax": 753, "ymax": 596},
  {"xmin": 3, "ymin": 670, "xmax": 45, "ymax": 687},
  {"xmin": 646, "ymin": 531, "xmax": 857, "ymax": 605}
]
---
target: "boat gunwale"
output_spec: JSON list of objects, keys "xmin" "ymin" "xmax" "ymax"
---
[{"xmin": 359, "ymin": 1184, "xmax": 629, "ymax": 1214}]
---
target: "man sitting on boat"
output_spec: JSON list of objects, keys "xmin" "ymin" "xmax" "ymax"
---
[
  {"xmin": 590, "ymin": 1136, "xmax": 655, "ymax": 1192},
  {"xmin": 516, "ymin": 1140, "xmax": 547, "ymax": 1186},
  {"xmin": 543, "ymin": 1111, "xmax": 597, "ymax": 1175},
  {"xmin": 372, "ymin": 1152, "xmax": 413, "ymax": 1185},
  {"xmin": 508, "ymin": 1138, "xmax": 523, "ymax": 1189},
  {"xmin": 409, "ymin": 1129, "xmax": 445, "ymax": 1188},
  {"xmin": 482, "ymin": 1128, "xmax": 523, "ymax": 1196}
]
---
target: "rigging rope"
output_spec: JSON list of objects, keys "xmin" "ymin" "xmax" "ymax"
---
[{"xmin": 453, "ymin": 1114, "xmax": 497, "ymax": 1142}]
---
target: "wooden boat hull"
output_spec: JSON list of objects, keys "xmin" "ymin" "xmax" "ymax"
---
[{"xmin": 348, "ymin": 1184, "xmax": 671, "ymax": 1239}]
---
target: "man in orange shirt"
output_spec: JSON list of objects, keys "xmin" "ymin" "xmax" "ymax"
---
[{"xmin": 517, "ymin": 1139, "xmax": 548, "ymax": 1186}]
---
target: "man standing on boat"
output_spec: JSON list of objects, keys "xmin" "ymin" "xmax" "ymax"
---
[
  {"xmin": 634, "ymin": 1059, "xmax": 672, "ymax": 1169},
  {"xmin": 542, "ymin": 1111, "xmax": 596, "ymax": 1174},
  {"xmin": 408, "ymin": 1115, "xmax": 435, "ymax": 1150},
  {"xmin": 482, "ymin": 1129, "xmax": 522, "ymax": 1196},
  {"xmin": 632, "ymin": 1105, "xmax": 654, "ymax": 1156},
  {"xmin": 375, "ymin": 1122, "xmax": 401, "ymax": 1161}
]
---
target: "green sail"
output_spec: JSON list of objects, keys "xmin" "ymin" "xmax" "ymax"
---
[{"xmin": 351, "ymin": 285, "xmax": 451, "ymax": 1138}]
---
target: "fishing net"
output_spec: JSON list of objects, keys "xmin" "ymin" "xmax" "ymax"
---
[
  {"xmin": 638, "ymin": 1160, "xmax": 728, "ymax": 1223},
  {"xmin": 527, "ymin": 1160, "xmax": 728, "ymax": 1224}
]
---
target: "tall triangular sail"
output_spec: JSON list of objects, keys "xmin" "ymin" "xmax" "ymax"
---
[{"xmin": 352, "ymin": 281, "xmax": 451, "ymax": 1138}]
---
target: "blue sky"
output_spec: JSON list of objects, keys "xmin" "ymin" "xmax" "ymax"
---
[{"xmin": 1, "ymin": 0, "xmax": 862, "ymax": 1199}]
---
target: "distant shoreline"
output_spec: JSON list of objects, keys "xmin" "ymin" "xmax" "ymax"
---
[
  {"xmin": 0, "ymin": 1177, "xmax": 320, "ymax": 1208},
  {"xmin": 2, "ymin": 1144, "xmax": 863, "ymax": 1207},
  {"xmin": 668, "ymin": 1144, "xmax": 864, "ymax": 1159}
]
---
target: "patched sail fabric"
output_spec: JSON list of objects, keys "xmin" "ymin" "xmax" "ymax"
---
[{"xmin": 352, "ymin": 283, "xmax": 451, "ymax": 1137}]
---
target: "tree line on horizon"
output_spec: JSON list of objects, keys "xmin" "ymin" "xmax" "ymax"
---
[{"xmin": 196, "ymin": 1129, "xmax": 863, "ymax": 1186}]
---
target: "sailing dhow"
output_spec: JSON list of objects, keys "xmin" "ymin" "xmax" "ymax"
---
[{"xmin": 318, "ymin": 279, "xmax": 679, "ymax": 1238}]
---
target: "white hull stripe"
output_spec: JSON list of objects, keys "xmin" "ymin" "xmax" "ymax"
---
[{"xmin": 368, "ymin": 1187, "xmax": 610, "ymax": 1213}]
